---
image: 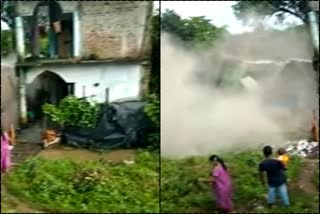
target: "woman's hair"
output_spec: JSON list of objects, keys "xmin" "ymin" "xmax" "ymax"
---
[{"xmin": 209, "ymin": 154, "xmax": 227, "ymax": 170}]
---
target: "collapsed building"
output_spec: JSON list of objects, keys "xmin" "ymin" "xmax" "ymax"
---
[{"xmin": 195, "ymin": 55, "xmax": 318, "ymax": 141}]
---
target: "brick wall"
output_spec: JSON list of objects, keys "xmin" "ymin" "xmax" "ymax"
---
[{"xmin": 79, "ymin": 1, "xmax": 152, "ymax": 59}]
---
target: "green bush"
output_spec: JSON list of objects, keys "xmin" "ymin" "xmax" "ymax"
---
[
  {"xmin": 4, "ymin": 151, "xmax": 159, "ymax": 213},
  {"xmin": 42, "ymin": 96, "xmax": 101, "ymax": 128}
]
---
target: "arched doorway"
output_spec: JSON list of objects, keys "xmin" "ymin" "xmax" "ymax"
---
[{"xmin": 27, "ymin": 70, "xmax": 68, "ymax": 122}]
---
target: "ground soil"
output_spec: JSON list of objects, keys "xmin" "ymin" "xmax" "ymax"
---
[
  {"xmin": 37, "ymin": 144, "xmax": 136, "ymax": 163},
  {"xmin": 1, "ymin": 182, "xmax": 43, "ymax": 213},
  {"xmin": 295, "ymin": 159, "xmax": 318, "ymax": 194}
]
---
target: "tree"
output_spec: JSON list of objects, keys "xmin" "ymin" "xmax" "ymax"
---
[
  {"xmin": 1, "ymin": 0, "xmax": 15, "ymax": 29},
  {"xmin": 161, "ymin": 9, "xmax": 228, "ymax": 49},
  {"xmin": 232, "ymin": 0, "xmax": 310, "ymax": 26}
]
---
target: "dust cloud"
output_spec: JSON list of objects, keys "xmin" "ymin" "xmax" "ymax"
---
[{"xmin": 161, "ymin": 29, "xmax": 318, "ymax": 158}]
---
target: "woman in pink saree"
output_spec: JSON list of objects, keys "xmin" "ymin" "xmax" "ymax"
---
[
  {"xmin": 199, "ymin": 155, "xmax": 233, "ymax": 213},
  {"xmin": 1, "ymin": 129, "xmax": 12, "ymax": 173}
]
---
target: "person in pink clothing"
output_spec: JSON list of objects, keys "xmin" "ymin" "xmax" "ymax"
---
[
  {"xmin": 199, "ymin": 155, "xmax": 233, "ymax": 213},
  {"xmin": 1, "ymin": 129, "xmax": 12, "ymax": 173}
]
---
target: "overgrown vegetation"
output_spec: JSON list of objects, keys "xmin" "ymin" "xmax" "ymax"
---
[
  {"xmin": 144, "ymin": 94, "xmax": 160, "ymax": 147},
  {"xmin": 4, "ymin": 151, "xmax": 159, "ymax": 213},
  {"xmin": 1, "ymin": 30, "xmax": 14, "ymax": 56},
  {"xmin": 161, "ymin": 151, "xmax": 317, "ymax": 213},
  {"xmin": 143, "ymin": 9, "xmax": 160, "ymax": 148},
  {"xmin": 42, "ymin": 96, "xmax": 101, "ymax": 128}
]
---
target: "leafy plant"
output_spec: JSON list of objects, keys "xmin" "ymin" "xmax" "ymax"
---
[{"xmin": 42, "ymin": 96, "xmax": 101, "ymax": 128}]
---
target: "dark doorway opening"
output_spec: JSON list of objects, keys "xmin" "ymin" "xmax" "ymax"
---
[{"xmin": 27, "ymin": 71, "xmax": 68, "ymax": 123}]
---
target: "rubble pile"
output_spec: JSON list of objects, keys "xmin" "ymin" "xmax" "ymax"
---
[{"xmin": 285, "ymin": 139, "xmax": 319, "ymax": 158}]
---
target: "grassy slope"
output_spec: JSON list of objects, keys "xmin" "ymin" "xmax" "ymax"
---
[
  {"xmin": 3, "ymin": 150, "xmax": 159, "ymax": 213},
  {"xmin": 161, "ymin": 151, "xmax": 318, "ymax": 213}
]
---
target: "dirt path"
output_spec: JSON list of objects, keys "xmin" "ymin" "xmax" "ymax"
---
[
  {"xmin": 11, "ymin": 142, "xmax": 42, "ymax": 164},
  {"xmin": 1, "ymin": 174, "xmax": 43, "ymax": 213},
  {"xmin": 37, "ymin": 145, "xmax": 136, "ymax": 163},
  {"xmin": 295, "ymin": 159, "xmax": 318, "ymax": 194}
]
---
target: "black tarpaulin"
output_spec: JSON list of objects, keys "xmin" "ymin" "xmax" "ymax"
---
[{"xmin": 62, "ymin": 99, "xmax": 151, "ymax": 150}]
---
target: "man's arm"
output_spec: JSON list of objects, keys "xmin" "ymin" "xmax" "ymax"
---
[
  {"xmin": 258, "ymin": 163, "xmax": 265, "ymax": 185},
  {"xmin": 259, "ymin": 171, "xmax": 265, "ymax": 185}
]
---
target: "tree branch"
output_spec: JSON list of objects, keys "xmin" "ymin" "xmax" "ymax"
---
[{"xmin": 278, "ymin": 6, "xmax": 307, "ymax": 23}]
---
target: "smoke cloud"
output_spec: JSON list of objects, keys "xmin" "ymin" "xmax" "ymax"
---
[{"xmin": 161, "ymin": 28, "xmax": 318, "ymax": 158}]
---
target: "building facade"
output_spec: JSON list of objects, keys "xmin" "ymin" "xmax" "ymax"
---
[{"xmin": 14, "ymin": 1, "xmax": 152, "ymax": 123}]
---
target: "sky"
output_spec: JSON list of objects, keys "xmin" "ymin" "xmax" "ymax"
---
[
  {"xmin": 1, "ymin": 20, "xmax": 9, "ymax": 30},
  {"xmin": 161, "ymin": 1, "xmax": 303, "ymax": 34}
]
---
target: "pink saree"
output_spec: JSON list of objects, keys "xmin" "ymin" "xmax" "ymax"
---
[
  {"xmin": 212, "ymin": 164, "xmax": 233, "ymax": 212},
  {"xmin": 1, "ymin": 133, "xmax": 11, "ymax": 172}
]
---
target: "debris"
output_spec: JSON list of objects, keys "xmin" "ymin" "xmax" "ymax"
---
[
  {"xmin": 254, "ymin": 205, "xmax": 264, "ymax": 211},
  {"xmin": 123, "ymin": 160, "xmax": 135, "ymax": 165},
  {"xmin": 240, "ymin": 76, "xmax": 260, "ymax": 91},
  {"xmin": 284, "ymin": 139, "xmax": 319, "ymax": 158},
  {"xmin": 42, "ymin": 129, "xmax": 61, "ymax": 148}
]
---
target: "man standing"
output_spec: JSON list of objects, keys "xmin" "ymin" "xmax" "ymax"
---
[{"xmin": 259, "ymin": 145, "xmax": 290, "ymax": 208}]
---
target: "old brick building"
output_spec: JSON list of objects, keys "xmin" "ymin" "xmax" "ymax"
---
[{"xmin": 13, "ymin": 1, "xmax": 153, "ymax": 123}]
